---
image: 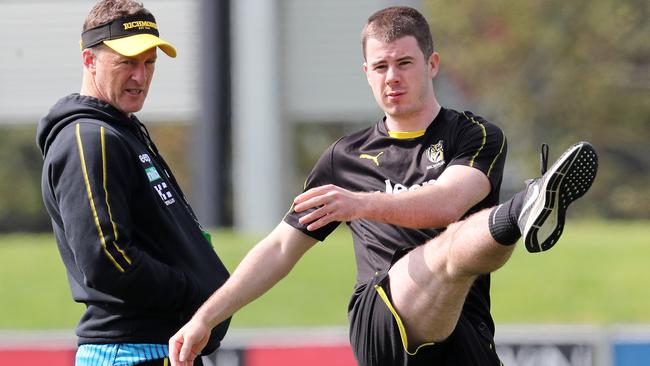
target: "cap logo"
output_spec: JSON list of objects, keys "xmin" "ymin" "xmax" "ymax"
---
[
  {"xmin": 123, "ymin": 20, "xmax": 158, "ymax": 31},
  {"xmin": 79, "ymin": 12, "xmax": 176, "ymax": 58},
  {"xmin": 81, "ymin": 13, "xmax": 160, "ymax": 49}
]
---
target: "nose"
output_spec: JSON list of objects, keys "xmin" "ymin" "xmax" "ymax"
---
[
  {"xmin": 385, "ymin": 65, "xmax": 400, "ymax": 85},
  {"xmin": 131, "ymin": 62, "xmax": 147, "ymax": 84}
]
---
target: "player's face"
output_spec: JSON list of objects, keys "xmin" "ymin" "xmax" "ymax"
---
[
  {"xmin": 364, "ymin": 36, "xmax": 438, "ymax": 122},
  {"xmin": 86, "ymin": 46, "xmax": 157, "ymax": 114}
]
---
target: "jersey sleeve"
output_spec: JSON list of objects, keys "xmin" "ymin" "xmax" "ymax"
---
[
  {"xmin": 283, "ymin": 140, "xmax": 342, "ymax": 242},
  {"xmin": 447, "ymin": 111, "xmax": 507, "ymax": 191}
]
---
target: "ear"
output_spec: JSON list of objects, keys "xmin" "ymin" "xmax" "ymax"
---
[
  {"xmin": 82, "ymin": 49, "xmax": 97, "ymax": 73},
  {"xmin": 428, "ymin": 52, "xmax": 440, "ymax": 78},
  {"xmin": 363, "ymin": 62, "xmax": 370, "ymax": 84}
]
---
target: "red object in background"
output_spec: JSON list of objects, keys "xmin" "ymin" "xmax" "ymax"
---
[
  {"xmin": 0, "ymin": 349, "xmax": 75, "ymax": 366},
  {"xmin": 246, "ymin": 345, "xmax": 356, "ymax": 366},
  {"xmin": 0, "ymin": 342, "xmax": 356, "ymax": 366}
]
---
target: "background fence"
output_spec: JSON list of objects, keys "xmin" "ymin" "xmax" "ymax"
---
[{"xmin": 2, "ymin": 326, "xmax": 650, "ymax": 366}]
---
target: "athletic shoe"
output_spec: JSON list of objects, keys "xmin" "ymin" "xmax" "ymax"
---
[{"xmin": 518, "ymin": 141, "xmax": 598, "ymax": 253}]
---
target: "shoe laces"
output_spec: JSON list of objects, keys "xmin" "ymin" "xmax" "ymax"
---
[
  {"xmin": 524, "ymin": 143, "xmax": 550, "ymax": 186},
  {"xmin": 540, "ymin": 143, "xmax": 549, "ymax": 175}
]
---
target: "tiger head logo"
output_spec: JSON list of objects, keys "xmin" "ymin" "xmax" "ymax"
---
[{"xmin": 426, "ymin": 141, "xmax": 445, "ymax": 169}]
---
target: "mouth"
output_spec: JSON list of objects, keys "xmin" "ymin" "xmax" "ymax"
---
[
  {"xmin": 125, "ymin": 88, "xmax": 144, "ymax": 96},
  {"xmin": 385, "ymin": 91, "xmax": 405, "ymax": 100}
]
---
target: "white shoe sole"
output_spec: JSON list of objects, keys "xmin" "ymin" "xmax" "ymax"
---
[{"xmin": 521, "ymin": 142, "xmax": 598, "ymax": 252}]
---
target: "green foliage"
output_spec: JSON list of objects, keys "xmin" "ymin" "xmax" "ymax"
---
[
  {"xmin": 1, "ymin": 221, "xmax": 649, "ymax": 330},
  {"xmin": 424, "ymin": 0, "xmax": 650, "ymax": 218},
  {"xmin": 0, "ymin": 126, "xmax": 51, "ymax": 232}
]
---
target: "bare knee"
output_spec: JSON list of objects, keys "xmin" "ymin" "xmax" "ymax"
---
[
  {"xmin": 432, "ymin": 219, "xmax": 511, "ymax": 278},
  {"xmin": 423, "ymin": 221, "xmax": 477, "ymax": 280}
]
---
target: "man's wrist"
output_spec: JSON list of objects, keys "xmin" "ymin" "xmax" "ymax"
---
[
  {"xmin": 192, "ymin": 303, "xmax": 219, "ymax": 329},
  {"xmin": 358, "ymin": 191, "xmax": 382, "ymax": 221}
]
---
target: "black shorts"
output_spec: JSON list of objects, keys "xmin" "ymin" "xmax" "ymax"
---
[{"xmin": 348, "ymin": 271, "xmax": 502, "ymax": 366}]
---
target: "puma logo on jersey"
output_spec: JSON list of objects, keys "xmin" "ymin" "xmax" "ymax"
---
[{"xmin": 359, "ymin": 152, "xmax": 384, "ymax": 166}]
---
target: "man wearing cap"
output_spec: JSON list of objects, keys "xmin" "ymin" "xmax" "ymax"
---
[{"xmin": 36, "ymin": 1, "xmax": 230, "ymax": 365}]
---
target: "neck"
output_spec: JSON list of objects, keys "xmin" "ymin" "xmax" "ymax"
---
[
  {"xmin": 80, "ymin": 73, "xmax": 98, "ymax": 99},
  {"xmin": 385, "ymin": 98, "xmax": 441, "ymax": 132},
  {"xmin": 79, "ymin": 75, "xmax": 131, "ymax": 117}
]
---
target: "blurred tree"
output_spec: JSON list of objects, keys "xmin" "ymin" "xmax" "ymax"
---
[
  {"xmin": 0, "ymin": 126, "xmax": 51, "ymax": 232},
  {"xmin": 424, "ymin": 0, "xmax": 650, "ymax": 218}
]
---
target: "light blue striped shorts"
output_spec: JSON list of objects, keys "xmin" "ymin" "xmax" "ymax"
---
[{"xmin": 75, "ymin": 344, "xmax": 169, "ymax": 366}]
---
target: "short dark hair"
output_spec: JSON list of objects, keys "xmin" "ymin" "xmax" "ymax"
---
[
  {"xmin": 83, "ymin": 0, "xmax": 150, "ymax": 31},
  {"xmin": 361, "ymin": 6, "xmax": 434, "ymax": 60}
]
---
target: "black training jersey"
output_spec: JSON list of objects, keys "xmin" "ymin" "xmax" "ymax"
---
[{"xmin": 284, "ymin": 107, "xmax": 507, "ymax": 325}]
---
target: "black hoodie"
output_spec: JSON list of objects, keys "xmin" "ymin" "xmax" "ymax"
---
[{"xmin": 37, "ymin": 94, "xmax": 230, "ymax": 352}]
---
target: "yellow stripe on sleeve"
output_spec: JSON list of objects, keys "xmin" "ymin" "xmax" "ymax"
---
[
  {"xmin": 487, "ymin": 133, "xmax": 506, "ymax": 178},
  {"xmin": 75, "ymin": 123, "xmax": 126, "ymax": 272},
  {"xmin": 466, "ymin": 114, "xmax": 487, "ymax": 168},
  {"xmin": 100, "ymin": 127, "xmax": 132, "ymax": 265}
]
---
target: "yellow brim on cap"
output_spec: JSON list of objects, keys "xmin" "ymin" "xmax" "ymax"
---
[{"xmin": 103, "ymin": 33, "xmax": 177, "ymax": 58}]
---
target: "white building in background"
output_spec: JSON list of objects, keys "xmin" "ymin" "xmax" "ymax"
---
[
  {"xmin": 0, "ymin": 0, "xmax": 200, "ymax": 123},
  {"xmin": 0, "ymin": 0, "xmax": 421, "ymax": 233}
]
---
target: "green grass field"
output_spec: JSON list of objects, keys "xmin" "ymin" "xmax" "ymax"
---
[{"xmin": 0, "ymin": 220, "xmax": 648, "ymax": 330}]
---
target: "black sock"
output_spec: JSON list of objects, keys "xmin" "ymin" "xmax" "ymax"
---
[{"xmin": 488, "ymin": 189, "xmax": 526, "ymax": 245}]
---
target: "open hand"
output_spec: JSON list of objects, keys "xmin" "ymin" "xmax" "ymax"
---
[{"xmin": 293, "ymin": 184, "xmax": 367, "ymax": 230}]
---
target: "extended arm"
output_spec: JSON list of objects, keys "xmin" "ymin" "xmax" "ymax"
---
[
  {"xmin": 169, "ymin": 222, "xmax": 318, "ymax": 365},
  {"xmin": 294, "ymin": 165, "xmax": 490, "ymax": 230}
]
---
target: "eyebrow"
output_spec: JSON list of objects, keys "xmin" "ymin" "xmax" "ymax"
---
[
  {"xmin": 396, "ymin": 55, "xmax": 415, "ymax": 63},
  {"xmin": 369, "ymin": 55, "xmax": 415, "ymax": 68}
]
